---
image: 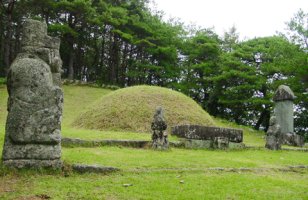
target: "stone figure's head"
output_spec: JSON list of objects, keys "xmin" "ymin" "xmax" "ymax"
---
[
  {"xmin": 153, "ymin": 106, "xmax": 165, "ymax": 122},
  {"xmin": 269, "ymin": 116, "xmax": 277, "ymax": 126},
  {"xmin": 155, "ymin": 106, "xmax": 163, "ymax": 117},
  {"xmin": 21, "ymin": 19, "xmax": 62, "ymax": 73}
]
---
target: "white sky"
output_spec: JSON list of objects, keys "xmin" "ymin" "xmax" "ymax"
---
[{"xmin": 150, "ymin": 0, "xmax": 308, "ymax": 40}]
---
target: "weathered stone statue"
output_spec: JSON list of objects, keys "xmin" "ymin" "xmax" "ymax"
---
[
  {"xmin": 273, "ymin": 85, "xmax": 304, "ymax": 147},
  {"xmin": 2, "ymin": 19, "xmax": 63, "ymax": 168},
  {"xmin": 265, "ymin": 116, "xmax": 281, "ymax": 150},
  {"xmin": 151, "ymin": 107, "xmax": 168, "ymax": 150}
]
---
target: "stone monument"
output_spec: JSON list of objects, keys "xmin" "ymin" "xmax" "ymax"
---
[
  {"xmin": 273, "ymin": 85, "xmax": 295, "ymax": 135},
  {"xmin": 273, "ymin": 85, "xmax": 304, "ymax": 146},
  {"xmin": 151, "ymin": 107, "xmax": 169, "ymax": 150},
  {"xmin": 2, "ymin": 19, "xmax": 63, "ymax": 168},
  {"xmin": 265, "ymin": 116, "xmax": 281, "ymax": 150}
]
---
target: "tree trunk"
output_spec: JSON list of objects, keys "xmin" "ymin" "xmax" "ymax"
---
[
  {"xmin": 67, "ymin": 13, "xmax": 76, "ymax": 80},
  {"xmin": 4, "ymin": 17, "xmax": 12, "ymax": 74},
  {"xmin": 0, "ymin": 12, "xmax": 4, "ymax": 76},
  {"xmin": 98, "ymin": 25, "xmax": 107, "ymax": 84},
  {"xmin": 14, "ymin": 20, "xmax": 22, "ymax": 58},
  {"xmin": 120, "ymin": 42, "xmax": 128, "ymax": 87},
  {"xmin": 68, "ymin": 51, "xmax": 74, "ymax": 80},
  {"xmin": 3, "ymin": 0, "xmax": 16, "ymax": 75},
  {"xmin": 255, "ymin": 107, "xmax": 270, "ymax": 131}
]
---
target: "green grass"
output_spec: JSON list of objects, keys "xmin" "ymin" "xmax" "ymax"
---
[
  {"xmin": 0, "ymin": 84, "xmax": 7, "ymax": 124},
  {"xmin": 0, "ymin": 84, "xmax": 308, "ymax": 199},
  {"xmin": 0, "ymin": 84, "xmax": 6, "ymax": 154},
  {"xmin": 62, "ymin": 85, "xmax": 112, "ymax": 127},
  {"xmin": 62, "ymin": 147, "xmax": 308, "ymax": 169},
  {"xmin": 0, "ymin": 77, "xmax": 5, "ymax": 85},
  {"xmin": 1, "ymin": 170, "xmax": 307, "ymax": 199}
]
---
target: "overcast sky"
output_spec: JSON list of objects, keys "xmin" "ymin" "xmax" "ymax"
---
[{"xmin": 150, "ymin": 0, "xmax": 307, "ymax": 40}]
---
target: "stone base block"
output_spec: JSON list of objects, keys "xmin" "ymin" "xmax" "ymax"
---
[
  {"xmin": 3, "ymin": 159, "xmax": 62, "ymax": 169},
  {"xmin": 2, "ymin": 142, "xmax": 61, "ymax": 160},
  {"xmin": 282, "ymin": 133, "xmax": 304, "ymax": 147},
  {"xmin": 183, "ymin": 139, "xmax": 212, "ymax": 149},
  {"xmin": 265, "ymin": 135, "xmax": 281, "ymax": 150},
  {"xmin": 152, "ymin": 137, "xmax": 169, "ymax": 150},
  {"xmin": 294, "ymin": 135, "xmax": 305, "ymax": 147},
  {"xmin": 213, "ymin": 137, "xmax": 229, "ymax": 149},
  {"xmin": 181, "ymin": 139, "xmax": 244, "ymax": 149}
]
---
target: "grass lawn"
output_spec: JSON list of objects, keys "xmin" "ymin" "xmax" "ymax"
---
[
  {"xmin": 62, "ymin": 147, "xmax": 308, "ymax": 170},
  {"xmin": 1, "ymin": 170, "xmax": 307, "ymax": 200},
  {"xmin": 0, "ymin": 84, "xmax": 307, "ymax": 199}
]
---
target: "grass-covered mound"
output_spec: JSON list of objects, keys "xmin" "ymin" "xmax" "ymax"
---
[{"xmin": 73, "ymin": 85, "xmax": 215, "ymax": 132}]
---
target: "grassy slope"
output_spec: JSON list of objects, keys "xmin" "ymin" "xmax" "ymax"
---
[
  {"xmin": 73, "ymin": 85, "xmax": 215, "ymax": 132},
  {"xmin": 0, "ymin": 84, "xmax": 308, "ymax": 200}
]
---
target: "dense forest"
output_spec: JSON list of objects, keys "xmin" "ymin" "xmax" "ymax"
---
[{"xmin": 0, "ymin": 0, "xmax": 307, "ymax": 138}]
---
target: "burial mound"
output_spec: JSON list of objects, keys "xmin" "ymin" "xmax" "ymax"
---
[{"xmin": 73, "ymin": 85, "xmax": 215, "ymax": 132}]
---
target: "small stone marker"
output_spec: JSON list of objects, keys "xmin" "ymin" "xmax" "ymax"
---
[
  {"xmin": 151, "ymin": 106, "xmax": 169, "ymax": 150},
  {"xmin": 72, "ymin": 164, "xmax": 119, "ymax": 174},
  {"xmin": 265, "ymin": 116, "xmax": 282, "ymax": 150},
  {"xmin": 2, "ymin": 19, "xmax": 63, "ymax": 169},
  {"xmin": 123, "ymin": 184, "xmax": 133, "ymax": 187}
]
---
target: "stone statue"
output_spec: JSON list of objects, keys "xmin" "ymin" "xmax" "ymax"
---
[
  {"xmin": 2, "ymin": 19, "xmax": 63, "ymax": 169},
  {"xmin": 151, "ymin": 106, "xmax": 168, "ymax": 150},
  {"xmin": 265, "ymin": 116, "xmax": 281, "ymax": 150}
]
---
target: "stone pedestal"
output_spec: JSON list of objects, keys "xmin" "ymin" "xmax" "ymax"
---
[{"xmin": 2, "ymin": 19, "xmax": 63, "ymax": 169}]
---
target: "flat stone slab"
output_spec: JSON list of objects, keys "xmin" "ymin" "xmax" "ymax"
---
[
  {"xmin": 172, "ymin": 125, "xmax": 243, "ymax": 143},
  {"xmin": 62, "ymin": 138, "xmax": 150, "ymax": 148},
  {"xmin": 72, "ymin": 164, "xmax": 119, "ymax": 174},
  {"xmin": 61, "ymin": 138, "xmax": 245, "ymax": 149}
]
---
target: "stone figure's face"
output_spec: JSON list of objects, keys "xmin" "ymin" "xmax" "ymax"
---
[{"xmin": 21, "ymin": 20, "xmax": 62, "ymax": 73}]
